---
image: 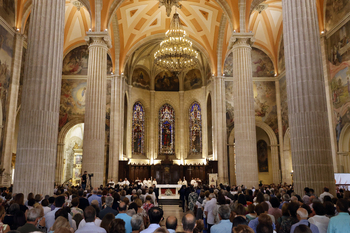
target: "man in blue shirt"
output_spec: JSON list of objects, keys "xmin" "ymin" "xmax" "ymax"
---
[
  {"xmin": 327, "ymin": 198, "xmax": 350, "ymax": 233},
  {"xmin": 115, "ymin": 202, "xmax": 132, "ymax": 233},
  {"xmin": 290, "ymin": 208, "xmax": 319, "ymax": 233},
  {"xmin": 88, "ymin": 188, "xmax": 102, "ymax": 209},
  {"xmin": 211, "ymin": 205, "xmax": 232, "ymax": 233}
]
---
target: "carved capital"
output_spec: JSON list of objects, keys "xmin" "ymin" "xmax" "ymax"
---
[
  {"xmin": 230, "ymin": 33, "xmax": 255, "ymax": 50},
  {"xmin": 85, "ymin": 32, "xmax": 112, "ymax": 49}
]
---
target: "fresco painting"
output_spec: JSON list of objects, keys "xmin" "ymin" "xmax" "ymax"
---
[
  {"xmin": 254, "ymin": 81, "xmax": 278, "ymax": 134},
  {"xmin": 62, "ymin": 46, "xmax": 89, "ymax": 75},
  {"xmin": 184, "ymin": 69, "xmax": 202, "ymax": 91},
  {"xmin": 325, "ymin": 0, "xmax": 350, "ymax": 31},
  {"xmin": 0, "ymin": 24, "xmax": 13, "ymax": 154},
  {"xmin": 278, "ymin": 36, "xmax": 285, "ymax": 73},
  {"xmin": 279, "ymin": 76, "xmax": 289, "ymax": 135},
  {"xmin": 223, "ymin": 52, "xmax": 233, "ymax": 77},
  {"xmin": 132, "ymin": 68, "xmax": 150, "ymax": 90},
  {"xmin": 257, "ymin": 140, "xmax": 268, "ymax": 172},
  {"xmin": 0, "ymin": 0, "xmax": 15, "ymax": 27},
  {"xmin": 155, "ymin": 71, "xmax": 179, "ymax": 91},
  {"xmin": 327, "ymin": 20, "xmax": 350, "ymax": 66},
  {"xmin": 252, "ymin": 48, "xmax": 275, "ymax": 77}
]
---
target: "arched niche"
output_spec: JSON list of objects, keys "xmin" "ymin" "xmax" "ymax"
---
[{"xmin": 337, "ymin": 123, "xmax": 350, "ymax": 173}]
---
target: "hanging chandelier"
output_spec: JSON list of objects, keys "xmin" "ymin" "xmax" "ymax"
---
[{"xmin": 154, "ymin": 12, "xmax": 199, "ymax": 73}]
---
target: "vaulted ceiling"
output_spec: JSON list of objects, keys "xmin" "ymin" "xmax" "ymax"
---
[{"xmin": 16, "ymin": 0, "xmax": 328, "ymax": 76}]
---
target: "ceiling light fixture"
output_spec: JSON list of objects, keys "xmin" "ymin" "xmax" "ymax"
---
[
  {"xmin": 158, "ymin": 0, "xmax": 182, "ymax": 17},
  {"xmin": 154, "ymin": 12, "xmax": 199, "ymax": 73}
]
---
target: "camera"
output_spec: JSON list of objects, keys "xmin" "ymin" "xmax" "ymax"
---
[{"xmin": 88, "ymin": 173, "xmax": 94, "ymax": 177}]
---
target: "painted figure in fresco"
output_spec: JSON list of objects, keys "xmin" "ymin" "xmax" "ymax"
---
[
  {"xmin": 257, "ymin": 140, "xmax": 268, "ymax": 172},
  {"xmin": 162, "ymin": 122, "xmax": 171, "ymax": 147},
  {"xmin": 191, "ymin": 125, "xmax": 201, "ymax": 153}
]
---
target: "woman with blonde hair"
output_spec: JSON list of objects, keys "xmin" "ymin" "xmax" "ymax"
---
[{"xmin": 49, "ymin": 216, "xmax": 74, "ymax": 233}]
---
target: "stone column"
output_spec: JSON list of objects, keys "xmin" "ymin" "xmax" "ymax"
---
[
  {"xmin": 108, "ymin": 75, "xmax": 123, "ymax": 181},
  {"xmin": 231, "ymin": 33, "xmax": 259, "ymax": 188},
  {"xmin": 282, "ymin": 0, "xmax": 335, "ymax": 195},
  {"xmin": 1, "ymin": 33, "xmax": 24, "ymax": 186},
  {"xmin": 13, "ymin": 0, "xmax": 65, "ymax": 196},
  {"xmin": 320, "ymin": 36, "xmax": 338, "ymax": 173},
  {"xmin": 213, "ymin": 76, "xmax": 228, "ymax": 184},
  {"xmin": 82, "ymin": 32, "xmax": 111, "ymax": 187},
  {"xmin": 55, "ymin": 143, "xmax": 65, "ymax": 184},
  {"xmin": 201, "ymin": 86, "xmax": 208, "ymax": 159}
]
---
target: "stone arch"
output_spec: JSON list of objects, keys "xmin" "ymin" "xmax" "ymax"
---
[
  {"xmin": 56, "ymin": 118, "xmax": 84, "ymax": 184},
  {"xmin": 255, "ymin": 121, "xmax": 279, "ymax": 184},
  {"xmin": 337, "ymin": 123, "xmax": 350, "ymax": 173}
]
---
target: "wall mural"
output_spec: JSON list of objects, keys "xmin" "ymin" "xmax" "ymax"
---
[
  {"xmin": 155, "ymin": 71, "xmax": 179, "ymax": 91},
  {"xmin": 62, "ymin": 45, "xmax": 112, "ymax": 75},
  {"xmin": 327, "ymin": 18, "xmax": 350, "ymax": 143},
  {"xmin": 257, "ymin": 140, "xmax": 268, "ymax": 172},
  {"xmin": 132, "ymin": 68, "xmax": 150, "ymax": 90},
  {"xmin": 184, "ymin": 69, "xmax": 202, "ymax": 91},
  {"xmin": 189, "ymin": 102, "xmax": 202, "ymax": 154},
  {"xmin": 279, "ymin": 76, "xmax": 289, "ymax": 135},
  {"xmin": 325, "ymin": 0, "xmax": 350, "ymax": 31},
  {"xmin": 278, "ymin": 36, "xmax": 285, "ymax": 73},
  {"xmin": 0, "ymin": 0, "xmax": 15, "ymax": 27},
  {"xmin": 0, "ymin": 23, "xmax": 13, "ymax": 155},
  {"xmin": 254, "ymin": 81, "xmax": 278, "ymax": 135},
  {"xmin": 252, "ymin": 48, "xmax": 275, "ymax": 77},
  {"xmin": 159, "ymin": 104, "xmax": 175, "ymax": 154},
  {"xmin": 132, "ymin": 102, "xmax": 145, "ymax": 154},
  {"xmin": 223, "ymin": 52, "xmax": 233, "ymax": 77},
  {"xmin": 59, "ymin": 79, "xmax": 87, "ymax": 130}
]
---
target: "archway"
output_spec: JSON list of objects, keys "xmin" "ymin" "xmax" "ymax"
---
[
  {"xmin": 56, "ymin": 118, "xmax": 84, "ymax": 184},
  {"xmin": 283, "ymin": 128, "xmax": 293, "ymax": 184},
  {"xmin": 337, "ymin": 123, "xmax": 350, "ymax": 173},
  {"xmin": 227, "ymin": 121, "xmax": 280, "ymax": 185}
]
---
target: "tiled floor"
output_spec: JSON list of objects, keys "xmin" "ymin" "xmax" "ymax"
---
[{"xmin": 159, "ymin": 205, "xmax": 185, "ymax": 232}]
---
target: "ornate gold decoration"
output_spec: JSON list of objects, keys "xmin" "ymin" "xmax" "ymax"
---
[
  {"xmin": 70, "ymin": 0, "xmax": 84, "ymax": 11},
  {"xmin": 254, "ymin": 3, "xmax": 268, "ymax": 14},
  {"xmin": 154, "ymin": 13, "xmax": 199, "ymax": 73},
  {"xmin": 158, "ymin": 0, "xmax": 182, "ymax": 17}
]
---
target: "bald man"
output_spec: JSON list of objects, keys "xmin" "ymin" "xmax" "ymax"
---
[
  {"xmin": 182, "ymin": 213, "xmax": 196, "ymax": 233},
  {"xmin": 166, "ymin": 216, "xmax": 177, "ymax": 233},
  {"xmin": 290, "ymin": 208, "xmax": 319, "ymax": 233}
]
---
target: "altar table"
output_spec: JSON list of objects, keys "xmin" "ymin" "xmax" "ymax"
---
[{"xmin": 157, "ymin": 184, "xmax": 182, "ymax": 199}]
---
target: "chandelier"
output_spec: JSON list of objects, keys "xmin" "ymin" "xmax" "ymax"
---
[{"xmin": 154, "ymin": 13, "xmax": 199, "ymax": 73}]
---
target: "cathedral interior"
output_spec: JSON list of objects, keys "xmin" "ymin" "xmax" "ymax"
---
[{"xmin": 0, "ymin": 0, "xmax": 349, "ymax": 196}]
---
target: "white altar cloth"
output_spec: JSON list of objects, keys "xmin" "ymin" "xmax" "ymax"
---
[{"xmin": 157, "ymin": 184, "xmax": 182, "ymax": 199}]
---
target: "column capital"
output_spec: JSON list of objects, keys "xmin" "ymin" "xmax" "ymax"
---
[
  {"xmin": 85, "ymin": 32, "xmax": 112, "ymax": 49},
  {"xmin": 230, "ymin": 32, "xmax": 255, "ymax": 49}
]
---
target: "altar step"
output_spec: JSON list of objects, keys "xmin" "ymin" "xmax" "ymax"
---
[{"xmin": 158, "ymin": 199, "xmax": 180, "ymax": 205}]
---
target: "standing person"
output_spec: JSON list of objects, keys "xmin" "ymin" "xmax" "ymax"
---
[
  {"xmin": 204, "ymin": 193, "xmax": 216, "ymax": 233},
  {"xmin": 140, "ymin": 207, "xmax": 163, "ymax": 233},
  {"xmin": 100, "ymin": 196, "xmax": 118, "ymax": 220},
  {"xmin": 17, "ymin": 208, "xmax": 41, "ymax": 233},
  {"xmin": 290, "ymin": 208, "xmax": 319, "ymax": 233},
  {"xmin": 81, "ymin": 171, "xmax": 87, "ymax": 190},
  {"xmin": 179, "ymin": 185, "xmax": 186, "ymax": 212},
  {"xmin": 182, "ymin": 213, "xmax": 196, "ymax": 233},
  {"xmin": 45, "ymin": 196, "xmax": 73, "ymax": 231},
  {"xmin": 327, "ymin": 198, "xmax": 350, "ymax": 233},
  {"xmin": 166, "ymin": 216, "xmax": 177, "ymax": 233},
  {"xmin": 308, "ymin": 202, "xmax": 329, "ymax": 233},
  {"xmin": 211, "ymin": 205, "xmax": 232, "ymax": 233},
  {"xmin": 76, "ymin": 206, "xmax": 106, "ymax": 233},
  {"xmin": 115, "ymin": 202, "xmax": 132, "ymax": 233}
]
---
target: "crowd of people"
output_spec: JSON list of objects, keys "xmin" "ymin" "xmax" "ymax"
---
[{"xmin": 0, "ymin": 179, "xmax": 348, "ymax": 233}]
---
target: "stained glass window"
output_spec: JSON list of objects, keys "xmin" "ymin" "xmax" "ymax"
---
[
  {"xmin": 132, "ymin": 102, "xmax": 145, "ymax": 154},
  {"xmin": 159, "ymin": 104, "xmax": 175, "ymax": 154},
  {"xmin": 189, "ymin": 102, "xmax": 202, "ymax": 154}
]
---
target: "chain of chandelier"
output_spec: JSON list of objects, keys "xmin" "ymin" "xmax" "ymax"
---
[{"xmin": 154, "ymin": 3, "xmax": 199, "ymax": 73}]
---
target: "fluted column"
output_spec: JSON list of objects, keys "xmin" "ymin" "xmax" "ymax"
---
[
  {"xmin": 213, "ymin": 76, "xmax": 228, "ymax": 184},
  {"xmin": 231, "ymin": 33, "xmax": 259, "ymax": 188},
  {"xmin": 201, "ymin": 86, "xmax": 208, "ymax": 159},
  {"xmin": 282, "ymin": 0, "xmax": 335, "ymax": 195},
  {"xmin": 1, "ymin": 33, "xmax": 24, "ymax": 186},
  {"xmin": 108, "ymin": 75, "xmax": 123, "ymax": 181},
  {"xmin": 13, "ymin": 0, "xmax": 65, "ymax": 196},
  {"xmin": 83, "ymin": 32, "xmax": 111, "ymax": 187}
]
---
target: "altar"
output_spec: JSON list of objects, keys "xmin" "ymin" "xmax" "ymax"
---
[{"xmin": 157, "ymin": 184, "xmax": 182, "ymax": 199}]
